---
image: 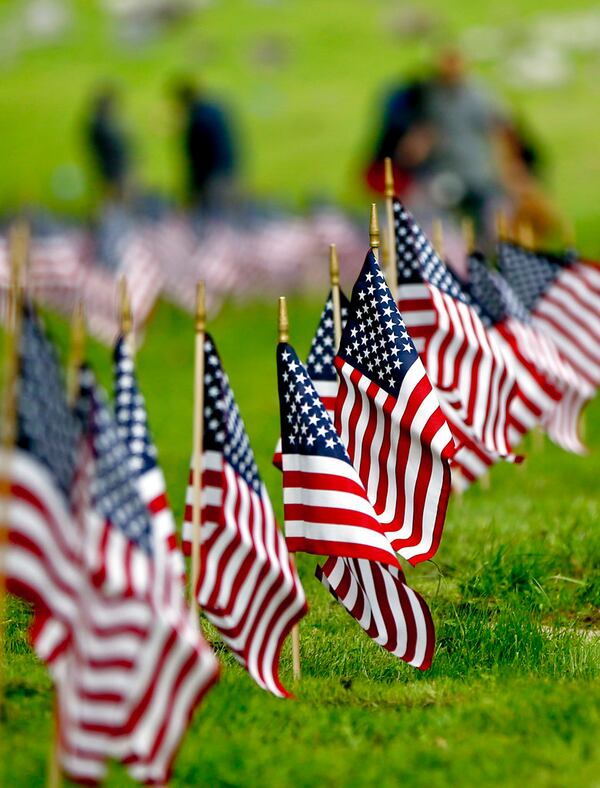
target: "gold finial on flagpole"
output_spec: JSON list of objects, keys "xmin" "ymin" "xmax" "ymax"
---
[
  {"xmin": 196, "ymin": 281, "xmax": 206, "ymax": 333},
  {"xmin": 462, "ymin": 217, "xmax": 475, "ymax": 256},
  {"xmin": 517, "ymin": 221, "xmax": 535, "ymax": 250},
  {"xmin": 119, "ymin": 275, "xmax": 132, "ymax": 337},
  {"xmin": 369, "ymin": 203, "xmax": 380, "ymax": 254},
  {"xmin": 190, "ymin": 280, "xmax": 207, "ymax": 616},
  {"xmin": 67, "ymin": 302, "xmax": 85, "ymax": 408},
  {"xmin": 496, "ymin": 211, "xmax": 509, "ymax": 242},
  {"xmin": 432, "ymin": 218, "xmax": 444, "ymax": 259},
  {"xmin": 384, "ymin": 157, "xmax": 394, "ymax": 199},
  {"xmin": 329, "ymin": 244, "xmax": 343, "ymax": 350},
  {"xmin": 278, "ymin": 296, "xmax": 289, "ymax": 343}
]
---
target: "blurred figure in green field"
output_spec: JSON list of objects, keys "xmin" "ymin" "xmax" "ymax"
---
[
  {"xmin": 171, "ymin": 78, "xmax": 239, "ymax": 213},
  {"xmin": 86, "ymin": 85, "xmax": 132, "ymax": 202},
  {"xmin": 366, "ymin": 47, "xmax": 560, "ymax": 241}
]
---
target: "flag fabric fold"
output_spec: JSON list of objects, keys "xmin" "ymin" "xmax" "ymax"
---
[
  {"xmin": 277, "ymin": 341, "xmax": 399, "ymax": 566},
  {"xmin": 182, "ymin": 334, "xmax": 307, "ymax": 698},
  {"xmin": 334, "ymin": 250, "xmax": 455, "ymax": 565}
]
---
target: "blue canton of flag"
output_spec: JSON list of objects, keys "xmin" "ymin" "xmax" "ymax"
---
[
  {"xmin": 114, "ymin": 337, "xmax": 158, "ymax": 476},
  {"xmin": 305, "ymin": 290, "xmax": 350, "ymax": 381},
  {"xmin": 279, "ymin": 344, "xmax": 343, "ymax": 457},
  {"xmin": 278, "ymin": 340, "xmax": 399, "ymax": 564},
  {"xmin": 78, "ymin": 368, "xmax": 154, "ymax": 556},
  {"xmin": 393, "ymin": 198, "xmax": 470, "ymax": 303},
  {"xmin": 18, "ymin": 307, "xmax": 80, "ymax": 496},
  {"xmin": 338, "ymin": 251, "xmax": 420, "ymax": 397},
  {"xmin": 497, "ymin": 242, "xmax": 569, "ymax": 312},
  {"xmin": 203, "ymin": 335, "xmax": 261, "ymax": 492}
]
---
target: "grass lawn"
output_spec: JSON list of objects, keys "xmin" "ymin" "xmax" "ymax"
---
[
  {"xmin": 1, "ymin": 296, "xmax": 599, "ymax": 786},
  {"xmin": 1, "ymin": 1, "xmax": 600, "ymax": 785}
]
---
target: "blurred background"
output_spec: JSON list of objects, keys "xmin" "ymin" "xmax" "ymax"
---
[{"xmin": 1, "ymin": 0, "xmax": 600, "ymax": 246}]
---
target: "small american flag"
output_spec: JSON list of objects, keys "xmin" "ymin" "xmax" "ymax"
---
[
  {"xmin": 468, "ymin": 253, "xmax": 592, "ymax": 456},
  {"xmin": 113, "ymin": 335, "xmax": 185, "ymax": 601},
  {"xmin": 498, "ymin": 242, "xmax": 600, "ymax": 390},
  {"xmin": 316, "ymin": 556, "xmax": 435, "ymax": 670},
  {"xmin": 1, "ymin": 306, "xmax": 81, "ymax": 629},
  {"xmin": 45, "ymin": 371, "xmax": 218, "ymax": 785},
  {"xmin": 273, "ymin": 289, "xmax": 349, "ymax": 468},
  {"xmin": 277, "ymin": 341, "xmax": 398, "ymax": 565},
  {"xmin": 394, "ymin": 198, "xmax": 523, "ymax": 459},
  {"xmin": 334, "ymin": 250, "xmax": 455, "ymax": 565},
  {"xmin": 182, "ymin": 334, "xmax": 307, "ymax": 698}
]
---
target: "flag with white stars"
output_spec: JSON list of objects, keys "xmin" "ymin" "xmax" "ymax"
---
[
  {"xmin": 277, "ymin": 341, "xmax": 399, "ymax": 565},
  {"xmin": 393, "ymin": 197, "xmax": 524, "ymax": 459},
  {"xmin": 498, "ymin": 241, "xmax": 600, "ymax": 390},
  {"xmin": 2, "ymin": 305, "xmax": 82, "ymax": 633},
  {"xmin": 114, "ymin": 335, "xmax": 185, "ymax": 596},
  {"xmin": 273, "ymin": 289, "xmax": 349, "ymax": 469},
  {"xmin": 182, "ymin": 333, "xmax": 307, "ymax": 698},
  {"xmin": 335, "ymin": 250, "xmax": 455, "ymax": 566}
]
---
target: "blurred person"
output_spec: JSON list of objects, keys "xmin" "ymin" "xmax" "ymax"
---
[
  {"xmin": 86, "ymin": 85, "xmax": 131, "ymax": 201},
  {"xmin": 366, "ymin": 48, "xmax": 560, "ymax": 241},
  {"xmin": 171, "ymin": 78, "xmax": 239, "ymax": 213}
]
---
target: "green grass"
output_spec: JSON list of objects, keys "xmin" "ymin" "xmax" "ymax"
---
[
  {"xmin": 1, "ymin": 297, "xmax": 599, "ymax": 786},
  {"xmin": 1, "ymin": 1, "xmax": 600, "ymax": 784}
]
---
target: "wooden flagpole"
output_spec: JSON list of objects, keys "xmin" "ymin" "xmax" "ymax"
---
[
  {"xmin": 0, "ymin": 221, "xmax": 28, "ymax": 722},
  {"xmin": 329, "ymin": 244, "xmax": 342, "ymax": 351},
  {"xmin": 67, "ymin": 302, "xmax": 85, "ymax": 408},
  {"xmin": 462, "ymin": 217, "xmax": 475, "ymax": 257},
  {"xmin": 119, "ymin": 275, "xmax": 134, "ymax": 354},
  {"xmin": 369, "ymin": 203, "xmax": 380, "ymax": 263},
  {"xmin": 432, "ymin": 218, "xmax": 444, "ymax": 260},
  {"xmin": 190, "ymin": 282, "xmax": 206, "ymax": 614},
  {"xmin": 278, "ymin": 296, "xmax": 301, "ymax": 681},
  {"xmin": 383, "ymin": 158, "xmax": 399, "ymax": 298},
  {"xmin": 47, "ymin": 304, "xmax": 87, "ymax": 788}
]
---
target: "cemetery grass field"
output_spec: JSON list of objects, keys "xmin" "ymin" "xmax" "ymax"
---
[
  {"xmin": 1, "ymin": 0, "xmax": 600, "ymax": 784},
  {"xmin": 1, "ymin": 296, "xmax": 599, "ymax": 786}
]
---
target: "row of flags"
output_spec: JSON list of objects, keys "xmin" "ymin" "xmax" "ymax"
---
[
  {"xmin": 1, "ymin": 193, "xmax": 598, "ymax": 783},
  {"xmin": 0, "ymin": 208, "xmax": 366, "ymax": 344}
]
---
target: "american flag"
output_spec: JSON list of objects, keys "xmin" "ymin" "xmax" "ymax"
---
[
  {"xmin": 394, "ymin": 199, "xmax": 525, "ymax": 459},
  {"xmin": 468, "ymin": 253, "xmax": 592, "ymax": 456},
  {"xmin": 316, "ymin": 556, "xmax": 435, "ymax": 670},
  {"xmin": 0, "ymin": 306, "xmax": 81, "ymax": 629},
  {"xmin": 43, "ymin": 370, "xmax": 218, "ymax": 784},
  {"xmin": 182, "ymin": 334, "xmax": 307, "ymax": 698},
  {"xmin": 277, "ymin": 341, "xmax": 398, "ymax": 565},
  {"xmin": 273, "ymin": 289, "xmax": 349, "ymax": 468},
  {"xmin": 334, "ymin": 250, "xmax": 455, "ymax": 565},
  {"xmin": 45, "ymin": 371, "xmax": 219, "ymax": 785},
  {"xmin": 498, "ymin": 242, "xmax": 600, "ymax": 390},
  {"xmin": 113, "ymin": 335, "xmax": 185, "ymax": 601}
]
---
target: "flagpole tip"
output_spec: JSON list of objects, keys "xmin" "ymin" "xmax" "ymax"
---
[
  {"xmin": 384, "ymin": 157, "xmax": 394, "ymax": 198},
  {"xmin": 278, "ymin": 296, "xmax": 289, "ymax": 343},
  {"xmin": 329, "ymin": 244, "xmax": 340, "ymax": 286},
  {"xmin": 461, "ymin": 217, "xmax": 475, "ymax": 255},
  {"xmin": 119, "ymin": 275, "xmax": 133, "ymax": 336},
  {"xmin": 432, "ymin": 218, "xmax": 444, "ymax": 258},
  {"xmin": 369, "ymin": 203, "xmax": 380, "ymax": 250},
  {"xmin": 495, "ymin": 211, "xmax": 509, "ymax": 242},
  {"xmin": 195, "ymin": 281, "xmax": 206, "ymax": 333}
]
